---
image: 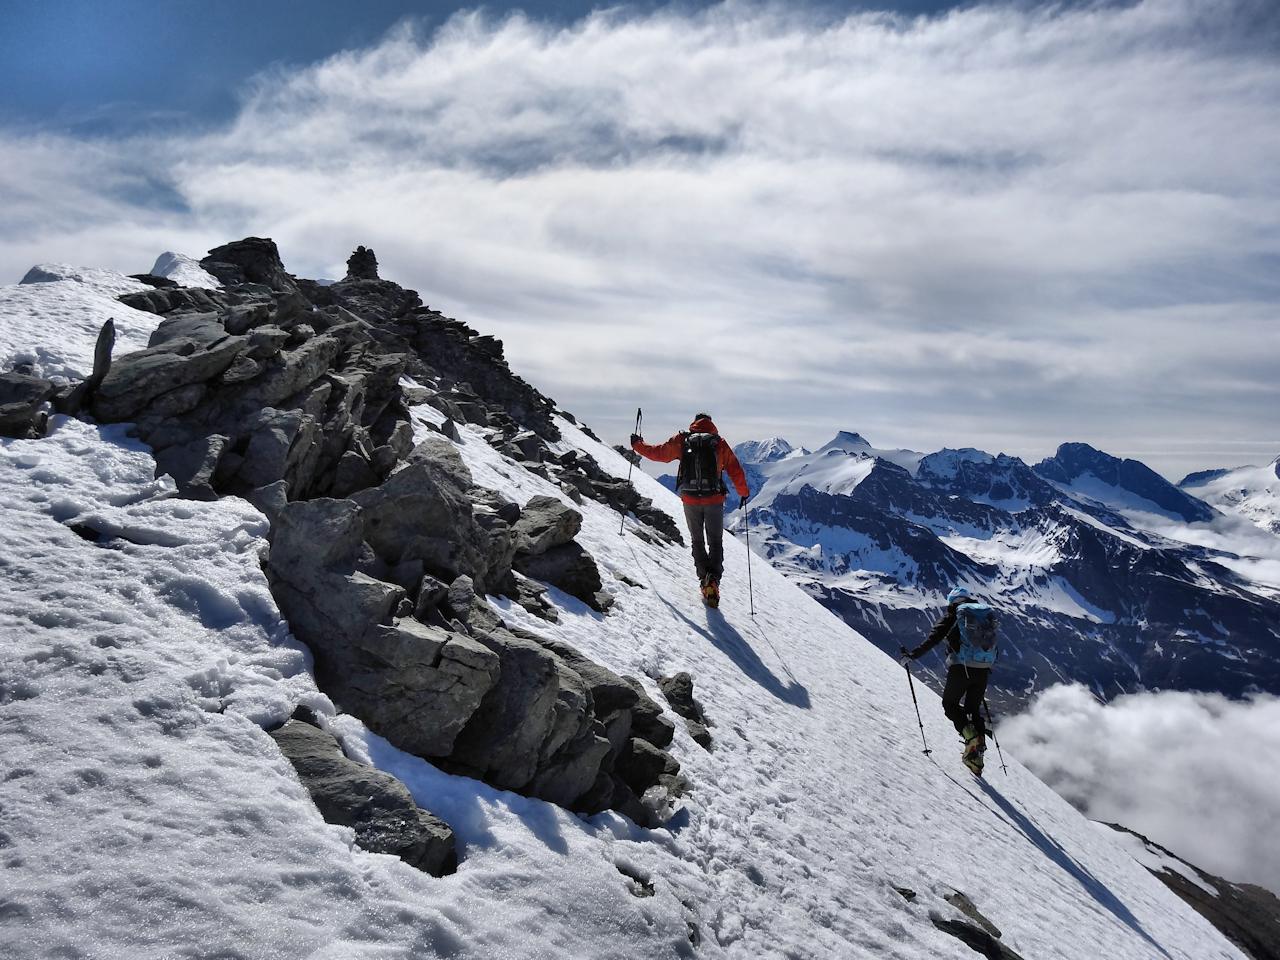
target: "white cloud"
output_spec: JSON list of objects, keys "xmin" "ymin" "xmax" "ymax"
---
[
  {"xmin": 999, "ymin": 682, "xmax": 1280, "ymax": 894},
  {"xmin": 1, "ymin": 0, "xmax": 1278, "ymax": 477}
]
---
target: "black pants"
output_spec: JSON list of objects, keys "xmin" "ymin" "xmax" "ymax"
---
[
  {"xmin": 683, "ymin": 502, "xmax": 725, "ymax": 583},
  {"xmin": 941, "ymin": 664, "xmax": 989, "ymax": 734}
]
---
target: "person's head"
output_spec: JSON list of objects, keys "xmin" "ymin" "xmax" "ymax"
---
[
  {"xmin": 689, "ymin": 411, "xmax": 718, "ymax": 433},
  {"xmin": 946, "ymin": 586, "xmax": 973, "ymax": 604}
]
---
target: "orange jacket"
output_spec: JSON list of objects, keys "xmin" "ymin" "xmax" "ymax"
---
[{"xmin": 632, "ymin": 416, "xmax": 750, "ymax": 506}]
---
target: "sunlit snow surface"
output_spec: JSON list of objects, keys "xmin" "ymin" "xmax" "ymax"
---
[
  {"xmin": 0, "ymin": 314, "xmax": 1248, "ymax": 956},
  {"xmin": 1, "ymin": 266, "xmax": 160, "ymax": 379},
  {"xmin": 150, "ymin": 251, "xmax": 221, "ymax": 289}
]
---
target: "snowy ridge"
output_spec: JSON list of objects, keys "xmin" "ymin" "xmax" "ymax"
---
[
  {"xmin": 0, "ymin": 261, "xmax": 1250, "ymax": 958},
  {"xmin": 1182, "ymin": 457, "xmax": 1280, "ymax": 535}
]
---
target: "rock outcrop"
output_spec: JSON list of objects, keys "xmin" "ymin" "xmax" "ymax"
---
[
  {"xmin": 658, "ymin": 672, "xmax": 713, "ymax": 749},
  {"xmin": 346, "ymin": 245, "xmax": 379, "ymax": 281},
  {"xmin": 0, "ymin": 372, "xmax": 57, "ymax": 439},
  {"xmin": 268, "ymin": 712, "xmax": 457, "ymax": 876},
  {"xmin": 265, "ymin": 493, "xmax": 679, "ymax": 825},
  {"xmin": 30, "ymin": 236, "xmax": 693, "ymax": 835}
]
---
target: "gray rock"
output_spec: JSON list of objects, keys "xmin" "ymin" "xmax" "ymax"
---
[
  {"xmin": 247, "ymin": 480, "xmax": 290, "ymax": 524},
  {"xmin": 447, "ymin": 627, "xmax": 581, "ymax": 791},
  {"xmin": 147, "ymin": 312, "xmax": 229, "ymax": 348},
  {"xmin": 346, "ymin": 246, "xmax": 379, "ymax": 281},
  {"xmin": 201, "ymin": 237, "xmax": 298, "ymax": 293},
  {"xmin": 537, "ymin": 637, "xmax": 640, "ymax": 717},
  {"xmin": 236, "ymin": 408, "xmax": 311, "ymax": 490},
  {"xmin": 219, "ymin": 354, "xmax": 265, "ymax": 385},
  {"xmin": 58, "ymin": 319, "xmax": 115, "ymax": 415},
  {"xmin": 514, "ymin": 541, "xmax": 612, "ymax": 612},
  {"xmin": 0, "ymin": 372, "xmax": 56, "ymax": 439},
  {"xmin": 413, "ymin": 573, "xmax": 449, "ymax": 619},
  {"xmin": 343, "ymin": 619, "xmax": 500, "ymax": 758},
  {"xmin": 269, "ymin": 497, "xmax": 365, "ymax": 572},
  {"xmin": 445, "ymin": 575, "xmax": 476, "ymax": 624},
  {"xmin": 616, "ymin": 737, "xmax": 680, "ymax": 796},
  {"xmin": 624, "ymin": 677, "xmax": 677, "ymax": 749},
  {"xmin": 528, "ymin": 723, "xmax": 612, "ymax": 807},
  {"xmin": 153, "ymin": 434, "xmax": 228, "ymax": 501},
  {"xmin": 658, "ymin": 672, "xmax": 712, "ymax": 749},
  {"xmin": 238, "ymin": 335, "xmax": 343, "ymax": 408},
  {"xmin": 268, "ymin": 718, "xmax": 456, "ymax": 876},
  {"xmin": 92, "ymin": 334, "xmax": 247, "ymax": 421},
  {"xmin": 144, "ymin": 383, "xmax": 206, "ymax": 419},
  {"xmin": 329, "ymin": 450, "xmax": 379, "ymax": 498},
  {"xmin": 512, "ymin": 495, "xmax": 582, "ymax": 556},
  {"xmin": 352, "ymin": 457, "xmax": 495, "ymax": 589},
  {"xmin": 246, "ymin": 325, "xmax": 290, "ymax": 360},
  {"xmin": 512, "ymin": 430, "xmax": 544, "ymax": 463}
]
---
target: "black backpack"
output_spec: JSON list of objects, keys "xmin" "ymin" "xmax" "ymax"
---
[{"xmin": 677, "ymin": 432, "xmax": 726, "ymax": 497}]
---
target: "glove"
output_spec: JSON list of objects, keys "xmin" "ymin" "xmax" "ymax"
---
[
  {"xmin": 899, "ymin": 646, "xmax": 914, "ymax": 666},
  {"xmin": 629, "ymin": 433, "xmax": 642, "ymax": 447}
]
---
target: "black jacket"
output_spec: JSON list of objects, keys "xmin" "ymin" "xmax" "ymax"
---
[{"xmin": 909, "ymin": 598, "xmax": 970, "ymax": 661}]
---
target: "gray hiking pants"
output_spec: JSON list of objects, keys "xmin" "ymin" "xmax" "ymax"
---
[{"xmin": 683, "ymin": 502, "xmax": 725, "ymax": 584}]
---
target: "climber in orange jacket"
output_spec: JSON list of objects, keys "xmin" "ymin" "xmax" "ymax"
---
[{"xmin": 631, "ymin": 413, "xmax": 750, "ymax": 607}]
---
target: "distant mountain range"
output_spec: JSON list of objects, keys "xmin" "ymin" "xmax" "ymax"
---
[{"xmin": 663, "ymin": 433, "xmax": 1280, "ymax": 710}]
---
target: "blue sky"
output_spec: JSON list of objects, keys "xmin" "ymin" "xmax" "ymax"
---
[
  {"xmin": 0, "ymin": 0, "xmax": 968, "ymax": 132},
  {"xmin": 2, "ymin": 0, "xmax": 1277, "ymax": 479}
]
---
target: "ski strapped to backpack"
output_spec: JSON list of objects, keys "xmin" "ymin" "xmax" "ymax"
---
[
  {"xmin": 677, "ymin": 432, "xmax": 726, "ymax": 497},
  {"xmin": 952, "ymin": 602, "xmax": 998, "ymax": 666}
]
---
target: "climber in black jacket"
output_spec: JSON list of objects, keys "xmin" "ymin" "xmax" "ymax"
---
[{"xmin": 901, "ymin": 586, "xmax": 995, "ymax": 741}]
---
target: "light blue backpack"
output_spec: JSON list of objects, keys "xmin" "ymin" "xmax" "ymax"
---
[{"xmin": 953, "ymin": 602, "xmax": 998, "ymax": 666}]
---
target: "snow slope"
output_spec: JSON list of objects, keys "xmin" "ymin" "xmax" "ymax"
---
[
  {"xmin": 2, "ymin": 266, "xmax": 160, "ymax": 380},
  {"xmin": 0, "ymin": 272, "xmax": 1247, "ymax": 959}
]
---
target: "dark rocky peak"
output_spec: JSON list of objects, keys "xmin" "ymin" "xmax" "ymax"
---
[
  {"xmin": 1035, "ymin": 442, "xmax": 1216, "ymax": 523},
  {"xmin": 1179, "ymin": 467, "xmax": 1231, "ymax": 488},
  {"xmin": 345, "ymin": 245, "xmax": 379, "ymax": 281},
  {"xmin": 1033, "ymin": 441, "xmax": 1116, "ymax": 484},
  {"xmin": 918, "ymin": 449, "xmax": 1058, "ymax": 509},
  {"xmin": 201, "ymin": 237, "xmax": 298, "ymax": 293}
]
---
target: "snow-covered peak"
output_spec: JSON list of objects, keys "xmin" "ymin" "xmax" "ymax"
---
[
  {"xmin": 734, "ymin": 437, "xmax": 795, "ymax": 465},
  {"xmin": 817, "ymin": 430, "xmax": 872, "ymax": 453},
  {"xmin": 150, "ymin": 251, "xmax": 221, "ymax": 289},
  {"xmin": 19, "ymin": 263, "xmax": 150, "ymax": 298},
  {"xmin": 1180, "ymin": 458, "xmax": 1280, "ymax": 535},
  {"xmin": 916, "ymin": 447, "xmax": 995, "ymax": 481}
]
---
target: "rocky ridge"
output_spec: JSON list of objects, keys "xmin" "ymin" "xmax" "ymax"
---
[{"xmin": 5, "ymin": 238, "xmax": 691, "ymax": 871}]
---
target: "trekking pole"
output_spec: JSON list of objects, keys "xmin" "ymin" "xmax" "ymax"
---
[
  {"xmin": 743, "ymin": 501, "xmax": 756, "ymax": 617},
  {"xmin": 983, "ymin": 699, "xmax": 1009, "ymax": 776},
  {"xmin": 902, "ymin": 655, "xmax": 931, "ymax": 756},
  {"xmin": 619, "ymin": 407, "xmax": 642, "ymax": 535}
]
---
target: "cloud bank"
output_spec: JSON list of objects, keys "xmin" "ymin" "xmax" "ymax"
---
[
  {"xmin": 1000, "ymin": 683, "xmax": 1280, "ymax": 894},
  {"xmin": 2, "ymin": 0, "xmax": 1278, "ymax": 476}
]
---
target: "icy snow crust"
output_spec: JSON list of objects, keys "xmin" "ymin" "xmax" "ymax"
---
[
  {"xmin": 0, "ymin": 281, "xmax": 1244, "ymax": 957},
  {"xmin": 0, "ymin": 422, "xmax": 1244, "ymax": 959},
  {"xmin": 2, "ymin": 267, "xmax": 160, "ymax": 380}
]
